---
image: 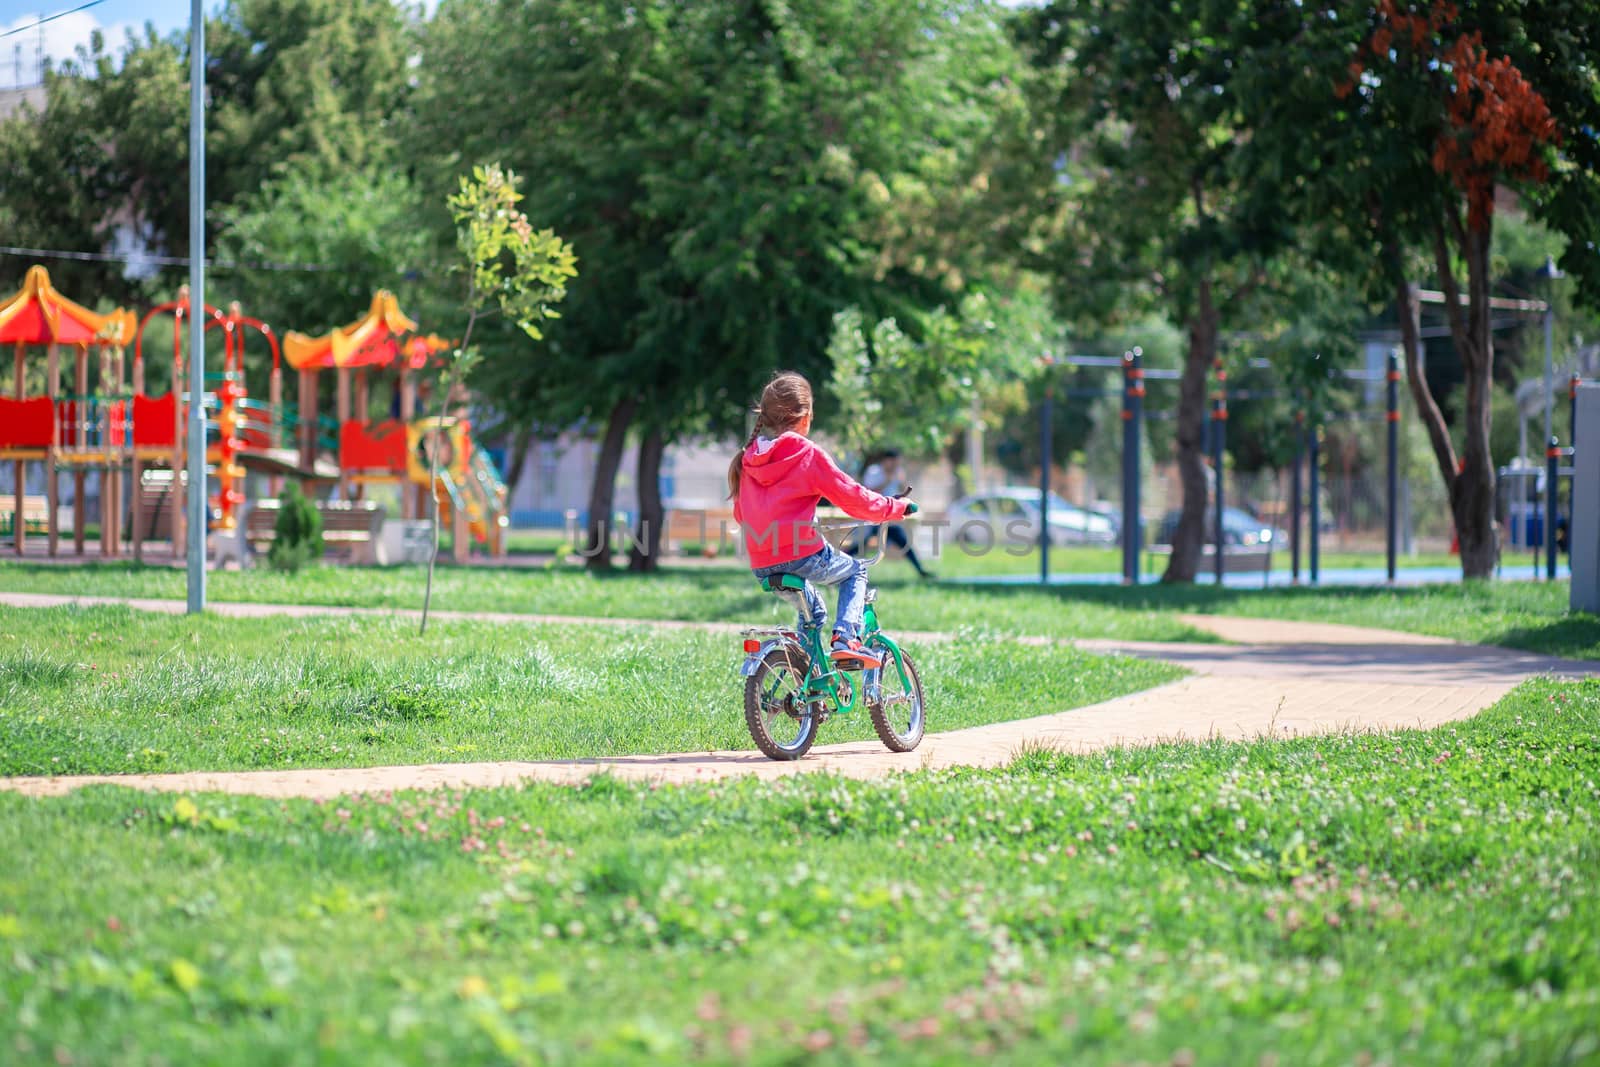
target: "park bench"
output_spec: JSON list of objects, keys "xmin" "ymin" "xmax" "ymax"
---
[
  {"xmin": 243, "ymin": 498, "xmax": 386, "ymax": 564},
  {"xmin": 135, "ymin": 469, "xmax": 183, "ymax": 542},
  {"xmin": 1145, "ymin": 542, "xmax": 1274, "ymax": 578},
  {"xmin": 0, "ymin": 494, "xmax": 49, "ymax": 537},
  {"xmin": 664, "ymin": 506, "xmax": 739, "ymax": 556}
]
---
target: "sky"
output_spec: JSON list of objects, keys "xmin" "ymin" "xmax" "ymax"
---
[
  {"xmin": 0, "ymin": 0, "xmax": 192, "ymax": 86},
  {"xmin": 0, "ymin": 2, "xmax": 465, "ymax": 86}
]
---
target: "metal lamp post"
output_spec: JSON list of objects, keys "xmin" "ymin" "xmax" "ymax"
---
[{"xmin": 186, "ymin": 0, "xmax": 207, "ymax": 613}]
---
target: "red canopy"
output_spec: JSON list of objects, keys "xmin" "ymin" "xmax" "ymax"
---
[{"xmin": 0, "ymin": 265, "xmax": 134, "ymax": 346}]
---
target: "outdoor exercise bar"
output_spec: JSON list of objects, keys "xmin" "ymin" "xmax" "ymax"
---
[
  {"xmin": 1309, "ymin": 422, "xmax": 1322, "ymax": 585},
  {"xmin": 1040, "ymin": 360, "xmax": 1053, "ymax": 585},
  {"xmin": 1387, "ymin": 350, "xmax": 1401, "ymax": 584},
  {"xmin": 1121, "ymin": 347, "xmax": 1143, "ymax": 585},
  {"xmin": 1547, "ymin": 435, "xmax": 1577, "ymax": 581},
  {"xmin": 1291, "ymin": 409, "xmax": 1304, "ymax": 584},
  {"xmin": 1211, "ymin": 358, "xmax": 1227, "ymax": 585},
  {"xmin": 1046, "ymin": 351, "xmax": 1411, "ymax": 587}
]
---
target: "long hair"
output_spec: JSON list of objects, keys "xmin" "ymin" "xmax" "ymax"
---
[{"xmin": 727, "ymin": 371, "xmax": 813, "ymax": 499}]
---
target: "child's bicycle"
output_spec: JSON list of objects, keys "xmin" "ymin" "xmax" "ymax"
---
[{"xmin": 738, "ymin": 519, "xmax": 925, "ymax": 760}]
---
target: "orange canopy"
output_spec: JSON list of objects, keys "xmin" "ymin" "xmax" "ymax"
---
[
  {"xmin": 0, "ymin": 265, "xmax": 135, "ymax": 346},
  {"xmin": 283, "ymin": 290, "xmax": 428, "ymax": 371},
  {"xmin": 402, "ymin": 333, "xmax": 452, "ymax": 369}
]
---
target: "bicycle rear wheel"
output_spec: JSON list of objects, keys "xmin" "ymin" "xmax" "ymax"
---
[
  {"xmin": 744, "ymin": 646, "xmax": 819, "ymax": 761},
  {"xmin": 866, "ymin": 641, "xmax": 924, "ymax": 752}
]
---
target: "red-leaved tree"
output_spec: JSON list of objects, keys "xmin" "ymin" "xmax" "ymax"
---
[{"xmin": 1338, "ymin": 2, "xmax": 1560, "ymax": 576}]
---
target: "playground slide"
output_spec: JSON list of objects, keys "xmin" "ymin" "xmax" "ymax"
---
[{"xmin": 431, "ymin": 440, "xmax": 509, "ymax": 550}]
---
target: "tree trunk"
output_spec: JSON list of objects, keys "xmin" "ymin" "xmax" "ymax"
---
[
  {"xmin": 583, "ymin": 395, "xmax": 638, "ymax": 572},
  {"xmin": 502, "ymin": 424, "xmax": 534, "ymax": 498},
  {"xmin": 946, "ymin": 435, "xmax": 969, "ymax": 500},
  {"xmin": 628, "ymin": 426, "xmax": 666, "ymax": 573},
  {"xmin": 1433, "ymin": 214, "xmax": 1498, "ymax": 578},
  {"xmin": 1393, "ymin": 274, "xmax": 1458, "ymax": 491},
  {"xmin": 1162, "ymin": 281, "xmax": 1218, "ymax": 583}
]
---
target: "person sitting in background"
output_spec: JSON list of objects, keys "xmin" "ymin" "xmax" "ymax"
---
[{"xmin": 848, "ymin": 449, "xmax": 934, "ymax": 580}]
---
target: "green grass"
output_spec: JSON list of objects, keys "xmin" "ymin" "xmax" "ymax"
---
[
  {"xmin": 0, "ymin": 606, "xmax": 1181, "ymax": 777},
  {"xmin": 0, "ymin": 560, "xmax": 1216, "ymax": 644},
  {"xmin": 4, "ymin": 559, "xmax": 1597, "ymax": 656},
  {"xmin": 1059, "ymin": 578, "xmax": 1600, "ymax": 660},
  {"xmin": 927, "ymin": 543, "xmax": 1462, "ymax": 580},
  {"xmin": 500, "ymin": 529, "xmax": 571, "ymax": 555},
  {"xmin": 2, "ymin": 678, "xmax": 1596, "ymax": 1065}
]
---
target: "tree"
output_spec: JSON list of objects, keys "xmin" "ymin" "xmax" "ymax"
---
[
  {"xmin": 1232, "ymin": 0, "xmax": 1599, "ymax": 578},
  {"xmin": 421, "ymin": 164, "xmax": 576, "ymax": 633},
  {"xmin": 412, "ymin": 0, "xmax": 1025, "ymax": 570},
  {"xmin": 1014, "ymin": 0, "xmax": 1299, "ymax": 582},
  {"xmin": 824, "ymin": 292, "xmax": 1036, "ymax": 467},
  {"xmin": 0, "ymin": 0, "xmax": 411, "ymax": 303},
  {"xmin": 213, "ymin": 168, "xmax": 433, "ymax": 345},
  {"xmin": 205, "ymin": 0, "xmax": 412, "ymax": 208},
  {"xmin": 822, "ymin": 280, "xmax": 1061, "ymax": 504},
  {"xmin": 0, "ymin": 27, "xmax": 187, "ymax": 301}
]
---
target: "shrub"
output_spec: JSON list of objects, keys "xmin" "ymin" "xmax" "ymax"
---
[{"xmin": 268, "ymin": 482, "xmax": 323, "ymax": 573}]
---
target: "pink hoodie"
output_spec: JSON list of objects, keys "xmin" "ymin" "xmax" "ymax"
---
[{"xmin": 734, "ymin": 432, "xmax": 909, "ymax": 568}]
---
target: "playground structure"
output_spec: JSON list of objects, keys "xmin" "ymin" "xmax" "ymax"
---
[
  {"xmin": 0, "ymin": 266, "xmax": 510, "ymax": 563},
  {"xmin": 130, "ymin": 289, "xmax": 301, "ymax": 559},
  {"xmin": 283, "ymin": 291, "xmax": 508, "ymax": 559},
  {"xmin": 0, "ymin": 266, "xmax": 136, "ymax": 555}
]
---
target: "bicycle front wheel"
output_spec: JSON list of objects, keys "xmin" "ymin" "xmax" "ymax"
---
[
  {"xmin": 866, "ymin": 641, "xmax": 925, "ymax": 752},
  {"xmin": 744, "ymin": 646, "xmax": 819, "ymax": 761}
]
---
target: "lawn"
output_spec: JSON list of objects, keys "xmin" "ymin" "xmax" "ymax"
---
[
  {"xmin": 2, "ymin": 678, "xmax": 1595, "ymax": 1065},
  {"xmin": 2, "ymin": 559, "xmax": 1596, "ymax": 657},
  {"xmin": 0, "ymin": 561, "xmax": 1217, "ymax": 644},
  {"xmin": 0, "ymin": 606, "xmax": 1181, "ymax": 776},
  {"xmin": 500, "ymin": 529, "xmax": 571, "ymax": 555},
  {"xmin": 1071, "ymin": 578, "xmax": 1600, "ymax": 660},
  {"xmin": 926, "ymin": 543, "xmax": 1463, "ymax": 580}
]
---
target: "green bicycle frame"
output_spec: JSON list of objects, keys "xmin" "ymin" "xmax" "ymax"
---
[{"xmin": 743, "ymin": 594, "xmax": 913, "ymax": 718}]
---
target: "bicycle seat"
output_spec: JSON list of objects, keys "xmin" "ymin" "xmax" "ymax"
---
[{"xmin": 758, "ymin": 573, "xmax": 809, "ymax": 594}]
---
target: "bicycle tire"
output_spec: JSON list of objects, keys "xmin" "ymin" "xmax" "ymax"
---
[
  {"xmin": 744, "ymin": 645, "xmax": 819, "ymax": 761},
  {"xmin": 866, "ymin": 642, "xmax": 925, "ymax": 753}
]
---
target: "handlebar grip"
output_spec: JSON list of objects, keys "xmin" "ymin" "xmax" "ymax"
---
[{"xmin": 903, "ymin": 501, "xmax": 919, "ymax": 516}]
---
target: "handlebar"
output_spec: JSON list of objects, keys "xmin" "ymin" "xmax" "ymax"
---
[
  {"xmin": 811, "ymin": 485, "xmax": 918, "ymax": 567},
  {"xmin": 816, "ymin": 515, "xmax": 912, "ymax": 568}
]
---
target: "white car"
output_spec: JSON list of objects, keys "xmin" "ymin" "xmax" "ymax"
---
[{"xmin": 945, "ymin": 488, "xmax": 1118, "ymax": 548}]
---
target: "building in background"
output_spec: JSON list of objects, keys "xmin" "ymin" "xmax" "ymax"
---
[{"xmin": 499, "ymin": 434, "xmax": 960, "ymax": 530}]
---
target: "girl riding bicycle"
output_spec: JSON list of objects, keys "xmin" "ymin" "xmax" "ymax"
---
[{"xmin": 729, "ymin": 371, "xmax": 917, "ymax": 668}]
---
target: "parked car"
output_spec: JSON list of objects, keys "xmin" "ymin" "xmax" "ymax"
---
[
  {"xmin": 946, "ymin": 488, "xmax": 1118, "ymax": 548},
  {"xmin": 1086, "ymin": 501, "xmax": 1123, "ymax": 538},
  {"xmin": 1154, "ymin": 506, "xmax": 1288, "ymax": 548}
]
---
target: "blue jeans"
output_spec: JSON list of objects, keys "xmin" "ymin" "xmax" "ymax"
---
[{"xmin": 752, "ymin": 544, "xmax": 868, "ymax": 639}]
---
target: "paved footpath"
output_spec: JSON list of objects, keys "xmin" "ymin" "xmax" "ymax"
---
[{"xmin": 0, "ymin": 593, "xmax": 1593, "ymax": 800}]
